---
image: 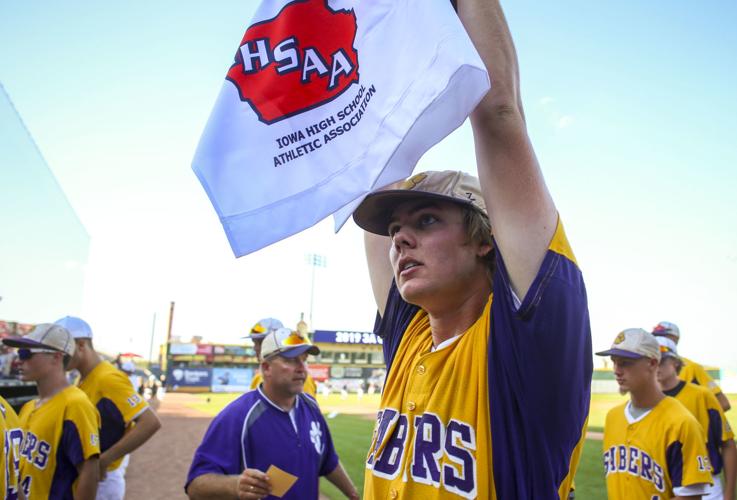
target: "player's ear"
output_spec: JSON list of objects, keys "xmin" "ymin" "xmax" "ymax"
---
[{"xmin": 477, "ymin": 242, "xmax": 493, "ymax": 258}]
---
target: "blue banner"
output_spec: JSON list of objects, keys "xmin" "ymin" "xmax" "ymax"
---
[
  {"xmin": 211, "ymin": 367, "xmax": 253, "ymax": 393},
  {"xmin": 313, "ymin": 329, "xmax": 383, "ymax": 345},
  {"xmin": 167, "ymin": 366, "xmax": 212, "ymax": 388}
]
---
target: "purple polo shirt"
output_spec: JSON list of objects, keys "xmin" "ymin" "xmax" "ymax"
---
[{"xmin": 186, "ymin": 387, "xmax": 339, "ymax": 499}]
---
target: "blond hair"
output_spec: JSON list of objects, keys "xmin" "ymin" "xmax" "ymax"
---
[{"xmin": 462, "ymin": 206, "xmax": 495, "ymax": 285}]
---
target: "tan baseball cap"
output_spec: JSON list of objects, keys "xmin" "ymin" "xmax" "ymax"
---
[
  {"xmin": 2, "ymin": 323, "xmax": 76, "ymax": 356},
  {"xmin": 260, "ymin": 328, "xmax": 319, "ymax": 359},
  {"xmin": 595, "ymin": 328, "xmax": 661, "ymax": 361},
  {"xmin": 353, "ymin": 170, "xmax": 488, "ymax": 235}
]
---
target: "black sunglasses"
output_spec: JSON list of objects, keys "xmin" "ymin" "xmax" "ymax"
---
[{"xmin": 17, "ymin": 348, "xmax": 57, "ymax": 361}]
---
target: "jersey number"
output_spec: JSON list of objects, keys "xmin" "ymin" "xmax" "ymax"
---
[{"xmin": 21, "ymin": 476, "xmax": 31, "ymax": 497}]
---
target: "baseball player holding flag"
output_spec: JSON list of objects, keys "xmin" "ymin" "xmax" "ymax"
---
[{"xmin": 354, "ymin": 1, "xmax": 592, "ymax": 498}]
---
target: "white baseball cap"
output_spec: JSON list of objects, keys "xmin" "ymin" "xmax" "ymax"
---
[
  {"xmin": 260, "ymin": 328, "xmax": 319, "ymax": 359},
  {"xmin": 596, "ymin": 328, "xmax": 661, "ymax": 361},
  {"xmin": 651, "ymin": 321, "xmax": 680, "ymax": 340},
  {"xmin": 2, "ymin": 323, "xmax": 76, "ymax": 356},
  {"xmin": 247, "ymin": 317, "xmax": 284, "ymax": 340},
  {"xmin": 54, "ymin": 316, "xmax": 93, "ymax": 339},
  {"xmin": 655, "ymin": 336, "xmax": 680, "ymax": 359}
]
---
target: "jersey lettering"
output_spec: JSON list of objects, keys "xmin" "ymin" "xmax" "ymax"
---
[
  {"xmin": 368, "ymin": 411, "xmax": 477, "ymax": 496},
  {"xmin": 653, "ymin": 462, "xmax": 664, "ymax": 491},
  {"xmin": 641, "ymin": 451, "xmax": 653, "ymax": 481},
  {"xmin": 410, "ymin": 413, "xmax": 443, "ymax": 487},
  {"xmin": 367, "ymin": 409, "xmax": 397, "ymax": 468},
  {"xmin": 443, "ymin": 420, "xmax": 477, "ymax": 499},
  {"xmin": 618, "ymin": 445, "xmax": 626, "ymax": 471},
  {"xmin": 19, "ymin": 432, "xmax": 52, "ymax": 470},
  {"xmin": 627, "ymin": 447, "xmax": 640, "ymax": 476},
  {"xmin": 20, "ymin": 433, "xmax": 36, "ymax": 461},
  {"xmin": 373, "ymin": 415, "xmax": 409, "ymax": 479},
  {"xmin": 603, "ymin": 445, "xmax": 665, "ymax": 493},
  {"xmin": 32, "ymin": 441, "xmax": 50, "ymax": 469},
  {"xmin": 4, "ymin": 427, "xmax": 23, "ymax": 498}
]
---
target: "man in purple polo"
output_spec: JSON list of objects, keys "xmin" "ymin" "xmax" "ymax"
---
[{"xmin": 185, "ymin": 328, "xmax": 358, "ymax": 500}]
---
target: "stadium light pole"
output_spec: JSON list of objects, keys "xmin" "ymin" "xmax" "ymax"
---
[{"xmin": 305, "ymin": 253, "xmax": 326, "ymax": 329}]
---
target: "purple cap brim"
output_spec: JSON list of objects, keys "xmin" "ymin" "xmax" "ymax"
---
[
  {"xmin": 2, "ymin": 337, "xmax": 60, "ymax": 351},
  {"xmin": 594, "ymin": 348, "xmax": 644, "ymax": 359},
  {"xmin": 277, "ymin": 345, "xmax": 320, "ymax": 358}
]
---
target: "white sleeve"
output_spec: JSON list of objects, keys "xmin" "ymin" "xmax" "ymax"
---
[{"xmin": 672, "ymin": 482, "xmax": 710, "ymax": 496}]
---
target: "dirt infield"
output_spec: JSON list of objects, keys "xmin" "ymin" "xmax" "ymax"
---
[{"xmin": 125, "ymin": 393, "xmax": 212, "ymax": 499}]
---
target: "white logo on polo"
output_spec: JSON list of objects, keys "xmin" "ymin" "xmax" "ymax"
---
[{"xmin": 309, "ymin": 421, "xmax": 324, "ymax": 454}]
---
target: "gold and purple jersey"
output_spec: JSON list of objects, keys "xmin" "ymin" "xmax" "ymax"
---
[
  {"xmin": 664, "ymin": 380, "xmax": 734, "ymax": 475},
  {"xmin": 78, "ymin": 360, "xmax": 149, "ymax": 472},
  {"xmin": 1, "ymin": 397, "xmax": 23, "ymax": 500},
  {"xmin": 679, "ymin": 356, "xmax": 722, "ymax": 396},
  {"xmin": 603, "ymin": 397, "xmax": 712, "ymax": 499},
  {"xmin": 365, "ymin": 219, "xmax": 591, "ymax": 499},
  {"xmin": 250, "ymin": 371, "xmax": 318, "ymax": 398},
  {"xmin": 18, "ymin": 385, "xmax": 100, "ymax": 499}
]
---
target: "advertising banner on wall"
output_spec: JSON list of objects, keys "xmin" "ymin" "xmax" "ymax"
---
[
  {"xmin": 169, "ymin": 343, "xmax": 198, "ymax": 355},
  {"xmin": 313, "ymin": 330, "xmax": 382, "ymax": 345},
  {"xmin": 196, "ymin": 344, "xmax": 214, "ymax": 355},
  {"xmin": 307, "ymin": 364, "xmax": 330, "ymax": 382},
  {"xmin": 211, "ymin": 367, "xmax": 253, "ymax": 393},
  {"xmin": 167, "ymin": 366, "xmax": 212, "ymax": 389}
]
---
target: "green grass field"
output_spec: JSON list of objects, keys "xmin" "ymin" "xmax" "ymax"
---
[{"xmin": 188, "ymin": 392, "xmax": 737, "ymax": 498}]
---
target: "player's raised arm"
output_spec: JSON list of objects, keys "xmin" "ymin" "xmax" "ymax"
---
[
  {"xmin": 458, "ymin": 0, "xmax": 558, "ymax": 299},
  {"xmin": 364, "ymin": 231, "xmax": 393, "ymax": 316}
]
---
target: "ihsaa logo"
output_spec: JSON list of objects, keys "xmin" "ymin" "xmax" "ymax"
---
[{"xmin": 227, "ymin": 0, "xmax": 359, "ymax": 124}]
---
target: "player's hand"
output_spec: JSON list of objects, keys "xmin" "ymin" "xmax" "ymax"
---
[{"xmin": 237, "ymin": 468, "xmax": 271, "ymax": 499}]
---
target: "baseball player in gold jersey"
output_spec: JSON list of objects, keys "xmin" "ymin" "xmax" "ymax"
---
[
  {"xmin": 56, "ymin": 316, "xmax": 161, "ymax": 500},
  {"xmin": 1, "ymin": 396, "xmax": 24, "ymax": 500},
  {"xmin": 3, "ymin": 324, "xmax": 100, "ymax": 500},
  {"xmin": 247, "ymin": 318, "xmax": 317, "ymax": 397},
  {"xmin": 356, "ymin": 1, "xmax": 592, "ymax": 498},
  {"xmin": 656, "ymin": 336, "xmax": 736, "ymax": 500},
  {"xmin": 652, "ymin": 321, "xmax": 731, "ymax": 413},
  {"xmin": 598, "ymin": 328, "xmax": 713, "ymax": 499}
]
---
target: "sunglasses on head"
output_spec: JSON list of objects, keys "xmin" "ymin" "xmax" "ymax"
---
[{"xmin": 18, "ymin": 348, "xmax": 58, "ymax": 360}]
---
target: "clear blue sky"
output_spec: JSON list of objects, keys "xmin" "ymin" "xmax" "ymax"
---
[{"xmin": 1, "ymin": 1, "xmax": 736, "ymax": 372}]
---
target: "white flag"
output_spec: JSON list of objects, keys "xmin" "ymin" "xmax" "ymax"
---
[{"xmin": 193, "ymin": 0, "xmax": 490, "ymax": 257}]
